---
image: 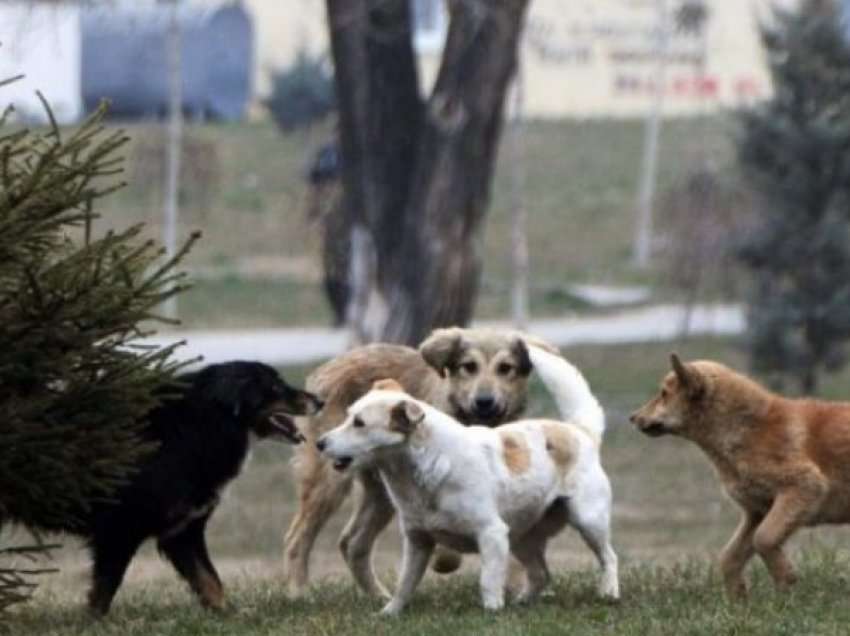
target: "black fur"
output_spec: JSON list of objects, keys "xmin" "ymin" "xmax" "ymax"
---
[{"xmin": 77, "ymin": 361, "xmax": 321, "ymax": 615}]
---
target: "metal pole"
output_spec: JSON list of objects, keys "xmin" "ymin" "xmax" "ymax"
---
[
  {"xmin": 633, "ymin": 0, "xmax": 669, "ymax": 269},
  {"xmin": 162, "ymin": 0, "xmax": 182, "ymax": 320},
  {"xmin": 509, "ymin": 51, "xmax": 529, "ymax": 329}
]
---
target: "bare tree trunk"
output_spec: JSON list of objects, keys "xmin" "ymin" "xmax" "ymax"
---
[
  {"xmin": 162, "ymin": 0, "xmax": 182, "ymax": 320},
  {"xmin": 326, "ymin": 0, "xmax": 531, "ymax": 345}
]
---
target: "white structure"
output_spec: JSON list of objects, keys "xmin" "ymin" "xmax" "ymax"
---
[{"xmin": 0, "ymin": 3, "xmax": 81, "ymax": 124}]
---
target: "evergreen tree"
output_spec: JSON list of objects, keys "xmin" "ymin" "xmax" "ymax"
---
[
  {"xmin": 737, "ymin": 0, "xmax": 850, "ymax": 393},
  {"xmin": 0, "ymin": 90, "xmax": 198, "ymax": 608}
]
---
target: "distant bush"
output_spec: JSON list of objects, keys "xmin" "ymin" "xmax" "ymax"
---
[{"xmin": 266, "ymin": 50, "xmax": 335, "ymax": 132}]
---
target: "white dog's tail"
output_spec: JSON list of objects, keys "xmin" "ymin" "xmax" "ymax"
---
[{"xmin": 528, "ymin": 345, "xmax": 605, "ymax": 445}]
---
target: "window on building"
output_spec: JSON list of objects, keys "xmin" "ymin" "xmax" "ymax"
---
[{"xmin": 411, "ymin": 0, "xmax": 447, "ymax": 53}]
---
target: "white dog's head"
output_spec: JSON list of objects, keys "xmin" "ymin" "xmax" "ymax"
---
[{"xmin": 316, "ymin": 379, "xmax": 425, "ymax": 471}]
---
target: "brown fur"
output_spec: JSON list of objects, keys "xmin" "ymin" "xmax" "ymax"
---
[
  {"xmin": 283, "ymin": 331, "xmax": 551, "ymax": 598},
  {"xmin": 499, "ymin": 430, "xmax": 531, "ymax": 475},
  {"xmin": 542, "ymin": 421, "xmax": 577, "ymax": 473},
  {"xmin": 630, "ymin": 354, "xmax": 850, "ymax": 598}
]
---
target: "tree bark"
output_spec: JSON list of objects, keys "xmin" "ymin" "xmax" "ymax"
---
[{"xmin": 326, "ymin": 0, "xmax": 531, "ymax": 345}]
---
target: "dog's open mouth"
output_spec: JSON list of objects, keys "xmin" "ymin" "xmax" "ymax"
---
[
  {"xmin": 261, "ymin": 413, "xmax": 305, "ymax": 443},
  {"xmin": 640, "ymin": 421, "xmax": 668, "ymax": 437},
  {"xmin": 332, "ymin": 456, "xmax": 353, "ymax": 471}
]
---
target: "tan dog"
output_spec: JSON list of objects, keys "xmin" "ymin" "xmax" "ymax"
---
[
  {"xmin": 283, "ymin": 327, "xmax": 551, "ymax": 598},
  {"xmin": 630, "ymin": 354, "xmax": 850, "ymax": 598}
]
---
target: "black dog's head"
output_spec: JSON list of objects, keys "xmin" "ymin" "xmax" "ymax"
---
[{"xmin": 193, "ymin": 361, "xmax": 323, "ymax": 443}]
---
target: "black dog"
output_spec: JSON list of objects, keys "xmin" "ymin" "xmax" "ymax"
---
[{"xmin": 81, "ymin": 361, "xmax": 322, "ymax": 615}]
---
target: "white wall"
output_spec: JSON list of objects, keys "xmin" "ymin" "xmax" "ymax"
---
[{"xmin": 0, "ymin": 3, "xmax": 81, "ymax": 124}]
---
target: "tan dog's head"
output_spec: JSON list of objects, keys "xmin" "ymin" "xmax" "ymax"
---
[
  {"xmin": 419, "ymin": 327, "xmax": 546, "ymax": 426},
  {"xmin": 316, "ymin": 379, "xmax": 424, "ymax": 471},
  {"xmin": 629, "ymin": 353, "xmax": 709, "ymax": 437}
]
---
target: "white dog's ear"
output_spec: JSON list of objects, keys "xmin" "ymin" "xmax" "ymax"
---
[
  {"xmin": 670, "ymin": 353, "xmax": 704, "ymax": 399},
  {"xmin": 389, "ymin": 400, "xmax": 424, "ymax": 434},
  {"xmin": 419, "ymin": 328, "xmax": 464, "ymax": 378}
]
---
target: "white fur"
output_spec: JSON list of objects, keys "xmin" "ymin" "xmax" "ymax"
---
[
  {"xmin": 527, "ymin": 345, "xmax": 606, "ymax": 444},
  {"xmin": 318, "ymin": 345, "xmax": 619, "ymax": 614}
]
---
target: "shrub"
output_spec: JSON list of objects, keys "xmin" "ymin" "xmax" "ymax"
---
[{"xmin": 266, "ymin": 49, "xmax": 335, "ymax": 132}]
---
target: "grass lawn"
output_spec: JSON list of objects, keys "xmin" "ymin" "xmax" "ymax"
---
[
  {"xmin": 94, "ymin": 116, "xmax": 737, "ymax": 328},
  {"xmin": 12, "ymin": 559, "xmax": 850, "ymax": 636},
  {"xmin": 9, "ymin": 338, "xmax": 850, "ymax": 634}
]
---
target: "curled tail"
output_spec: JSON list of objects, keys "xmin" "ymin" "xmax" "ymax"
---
[{"xmin": 527, "ymin": 345, "xmax": 605, "ymax": 445}]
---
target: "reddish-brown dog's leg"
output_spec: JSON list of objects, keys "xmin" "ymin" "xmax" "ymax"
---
[
  {"xmin": 719, "ymin": 510, "xmax": 761, "ymax": 599},
  {"xmin": 753, "ymin": 487, "xmax": 824, "ymax": 589}
]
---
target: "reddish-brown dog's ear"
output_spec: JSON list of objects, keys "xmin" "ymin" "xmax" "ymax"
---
[
  {"xmin": 372, "ymin": 378, "xmax": 404, "ymax": 392},
  {"xmin": 419, "ymin": 328, "xmax": 464, "ymax": 378},
  {"xmin": 670, "ymin": 353, "xmax": 704, "ymax": 398},
  {"xmin": 389, "ymin": 400, "xmax": 425, "ymax": 434}
]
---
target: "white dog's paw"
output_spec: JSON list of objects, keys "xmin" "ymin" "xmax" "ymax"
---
[
  {"xmin": 599, "ymin": 579, "xmax": 620, "ymax": 601},
  {"xmin": 482, "ymin": 595, "xmax": 505, "ymax": 611},
  {"xmin": 379, "ymin": 600, "xmax": 404, "ymax": 617}
]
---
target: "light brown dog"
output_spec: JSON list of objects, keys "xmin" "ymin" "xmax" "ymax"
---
[
  {"xmin": 630, "ymin": 354, "xmax": 850, "ymax": 598},
  {"xmin": 283, "ymin": 327, "xmax": 551, "ymax": 598}
]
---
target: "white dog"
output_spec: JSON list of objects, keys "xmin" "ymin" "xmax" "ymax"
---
[{"xmin": 317, "ymin": 345, "xmax": 619, "ymax": 614}]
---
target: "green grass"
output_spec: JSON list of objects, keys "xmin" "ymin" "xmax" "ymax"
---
[
  {"xmin": 94, "ymin": 117, "xmax": 737, "ymax": 328},
  {"xmin": 11, "ymin": 557, "xmax": 850, "ymax": 635},
  {"xmin": 11, "ymin": 338, "xmax": 850, "ymax": 634}
]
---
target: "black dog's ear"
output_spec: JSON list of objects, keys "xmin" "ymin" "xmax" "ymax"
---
[
  {"xmin": 419, "ymin": 328, "xmax": 465, "ymax": 378},
  {"xmin": 203, "ymin": 369, "xmax": 264, "ymax": 419},
  {"xmin": 212, "ymin": 377, "xmax": 259, "ymax": 418},
  {"xmin": 511, "ymin": 338, "xmax": 533, "ymax": 377}
]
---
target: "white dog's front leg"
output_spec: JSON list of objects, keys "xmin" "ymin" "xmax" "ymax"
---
[
  {"xmin": 477, "ymin": 522, "xmax": 510, "ymax": 611},
  {"xmin": 380, "ymin": 531, "xmax": 434, "ymax": 616}
]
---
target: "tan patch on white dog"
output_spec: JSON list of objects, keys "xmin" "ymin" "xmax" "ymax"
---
[
  {"xmin": 542, "ymin": 422, "xmax": 576, "ymax": 473},
  {"xmin": 499, "ymin": 430, "xmax": 531, "ymax": 475},
  {"xmin": 373, "ymin": 378, "xmax": 404, "ymax": 392}
]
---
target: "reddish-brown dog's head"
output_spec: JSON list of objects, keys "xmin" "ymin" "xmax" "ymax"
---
[{"xmin": 629, "ymin": 353, "xmax": 708, "ymax": 437}]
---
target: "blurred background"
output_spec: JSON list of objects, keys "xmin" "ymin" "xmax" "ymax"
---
[{"xmin": 7, "ymin": 0, "xmax": 850, "ymax": 608}]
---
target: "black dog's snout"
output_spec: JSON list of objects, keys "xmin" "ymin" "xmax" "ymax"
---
[{"xmin": 316, "ymin": 438, "xmax": 327, "ymax": 452}]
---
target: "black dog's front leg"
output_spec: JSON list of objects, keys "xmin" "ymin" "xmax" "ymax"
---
[
  {"xmin": 157, "ymin": 516, "xmax": 224, "ymax": 610},
  {"xmin": 88, "ymin": 533, "xmax": 145, "ymax": 616}
]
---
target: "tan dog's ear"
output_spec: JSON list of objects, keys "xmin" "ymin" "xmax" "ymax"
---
[
  {"xmin": 510, "ymin": 338, "xmax": 533, "ymax": 376},
  {"xmin": 372, "ymin": 378, "xmax": 404, "ymax": 392},
  {"xmin": 389, "ymin": 399, "xmax": 425, "ymax": 434},
  {"xmin": 670, "ymin": 353, "xmax": 704, "ymax": 398},
  {"xmin": 512, "ymin": 332, "xmax": 560, "ymax": 355},
  {"xmin": 419, "ymin": 328, "xmax": 464, "ymax": 378}
]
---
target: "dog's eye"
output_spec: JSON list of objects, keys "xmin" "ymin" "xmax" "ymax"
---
[
  {"xmin": 353, "ymin": 417, "xmax": 365, "ymax": 428},
  {"xmin": 660, "ymin": 389, "xmax": 669, "ymax": 400},
  {"xmin": 496, "ymin": 362, "xmax": 514, "ymax": 376},
  {"xmin": 461, "ymin": 361, "xmax": 478, "ymax": 374}
]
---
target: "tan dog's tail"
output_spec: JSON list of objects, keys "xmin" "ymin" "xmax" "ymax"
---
[{"xmin": 528, "ymin": 345, "xmax": 605, "ymax": 445}]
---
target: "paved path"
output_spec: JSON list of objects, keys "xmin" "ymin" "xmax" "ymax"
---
[{"xmin": 145, "ymin": 303, "xmax": 745, "ymax": 368}]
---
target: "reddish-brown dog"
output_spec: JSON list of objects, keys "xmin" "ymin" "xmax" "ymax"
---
[{"xmin": 630, "ymin": 354, "xmax": 850, "ymax": 598}]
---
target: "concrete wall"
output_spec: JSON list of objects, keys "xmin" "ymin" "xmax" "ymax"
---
[{"xmin": 243, "ymin": 0, "xmax": 784, "ymax": 119}]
